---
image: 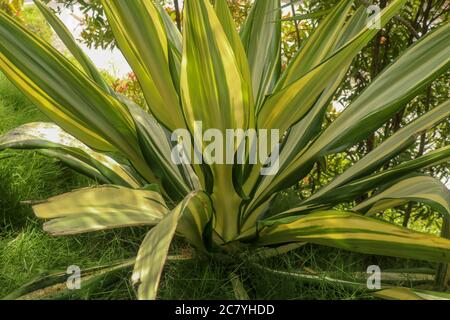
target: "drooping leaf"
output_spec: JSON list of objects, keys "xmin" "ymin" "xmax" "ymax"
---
[
  {"xmin": 132, "ymin": 191, "xmax": 210, "ymax": 300},
  {"xmin": 304, "ymin": 100, "xmax": 450, "ymax": 205},
  {"xmin": 294, "ymin": 146, "xmax": 450, "ymax": 209},
  {"xmin": 0, "ymin": 11, "xmax": 156, "ymax": 182},
  {"xmin": 38, "ymin": 149, "xmax": 110, "ymax": 183},
  {"xmin": 33, "ymin": 186, "xmax": 168, "ymax": 235},
  {"xmin": 0, "ymin": 12, "xmax": 109, "ymax": 151},
  {"xmin": 353, "ymin": 176, "xmax": 450, "ymax": 217},
  {"xmin": 258, "ymin": 211, "xmax": 450, "ymax": 263},
  {"xmin": 0, "ymin": 122, "xmax": 141, "ymax": 188}
]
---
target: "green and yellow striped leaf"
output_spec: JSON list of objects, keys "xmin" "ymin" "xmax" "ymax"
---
[
  {"xmin": 33, "ymin": 186, "xmax": 168, "ymax": 236},
  {"xmin": 177, "ymin": 191, "xmax": 213, "ymax": 251},
  {"xmin": 276, "ymin": 0, "xmax": 353, "ymax": 88},
  {"xmin": 258, "ymin": 211, "xmax": 450, "ymax": 263},
  {"xmin": 126, "ymin": 101, "xmax": 192, "ymax": 200},
  {"xmin": 294, "ymin": 146, "xmax": 450, "ymax": 209},
  {"xmin": 34, "ymin": 0, "xmax": 111, "ymax": 93},
  {"xmin": 373, "ymin": 288, "xmax": 450, "ymax": 300},
  {"xmin": 304, "ymin": 100, "xmax": 450, "ymax": 205},
  {"xmin": 214, "ymin": 0, "xmax": 252, "ymax": 94},
  {"xmin": 181, "ymin": 0, "xmax": 253, "ymax": 136},
  {"xmin": 304, "ymin": 25, "xmax": 450, "ymax": 158},
  {"xmin": 101, "ymin": 0, "xmax": 185, "ymax": 131},
  {"xmin": 154, "ymin": 0, "xmax": 182, "ymax": 93},
  {"xmin": 0, "ymin": 122, "xmax": 141, "ymax": 188},
  {"xmin": 240, "ymin": 0, "xmax": 281, "ymax": 111},
  {"xmin": 132, "ymin": 191, "xmax": 209, "ymax": 300},
  {"xmin": 257, "ymin": 0, "xmax": 407, "ymax": 134},
  {"xmin": 38, "ymin": 149, "xmax": 112, "ymax": 183},
  {"xmin": 251, "ymin": 26, "xmax": 450, "ymax": 211},
  {"xmin": 354, "ymin": 176, "xmax": 450, "ymax": 217},
  {"xmin": 181, "ymin": 0, "xmax": 253, "ymax": 241},
  {"xmin": 275, "ymin": 5, "xmax": 368, "ymax": 172},
  {"xmin": 0, "ymin": 11, "xmax": 157, "ymax": 182},
  {"xmin": 0, "ymin": 12, "xmax": 111, "ymax": 152},
  {"xmin": 241, "ymin": 5, "xmax": 368, "ymax": 203}
]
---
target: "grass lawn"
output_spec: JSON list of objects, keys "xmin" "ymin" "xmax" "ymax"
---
[{"xmin": 0, "ymin": 73, "xmax": 440, "ymax": 300}]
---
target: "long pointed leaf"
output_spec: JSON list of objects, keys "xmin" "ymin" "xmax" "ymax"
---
[
  {"xmin": 214, "ymin": 0, "xmax": 252, "ymax": 94},
  {"xmin": 241, "ymin": 5, "xmax": 369, "ymax": 204},
  {"xmin": 181, "ymin": 0, "xmax": 253, "ymax": 240},
  {"xmin": 240, "ymin": 0, "xmax": 281, "ymax": 111},
  {"xmin": 353, "ymin": 176, "xmax": 450, "ymax": 217},
  {"xmin": 132, "ymin": 191, "xmax": 209, "ymax": 300},
  {"xmin": 258, "ymin": 211, "xmax": 450, "ymax": 263},
  {"xmin": 276, "ymin": 0, "xmax": 353, "ymax": 88},
  {"xmin": 296, "ymin": 146, "xmax": 450, "ymax": 209},
  {"xmin": 0, "ymin": 11, "xmax": 156, "ymax": 182},
  {"xmin": 126, "ymin": 101, "xmax": 191, "ymax": 199},
  {"xmin": 252, "ymin": 27, "xmax": 450, "ymax": 211},
  {"xmin": 33, "ymin": 186, "xmax": 168, "ymax": 235},
  {"xmin": 304, "ymin": 24, "xmax": 450, "ymax": 157},
  {"xmin": 373, "ymin": 288, "xmax": 450, "ymax": 300},
  {"xmin": 257, "ymin": 0, "xmax": 407, "ymax": 134},
  {"xmin": 305, "ymin": 100, "xmax": 450, "ymax": 204},
  {"xmin": 101, "ymin": 0, "xmax": 185, "ymax": 131},
  {"xmin": 33, "ymin": 0, "xmax": 111, "ymax": 93},
  {"xmin": 0, "ymin": 122, "xmax": 141, "ymax": 188}
]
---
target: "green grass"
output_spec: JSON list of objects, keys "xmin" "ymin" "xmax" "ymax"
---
[
  {"xmin": 0, "ymin": 73, "xmax": 141, "ymax": 299},
  {"xmin": 0, "ymin": 73, "xmax": 441, "ymax": 300},
  {"xmin": 0, "ymin": 73, "xmax": 83, "ymax": 229}
]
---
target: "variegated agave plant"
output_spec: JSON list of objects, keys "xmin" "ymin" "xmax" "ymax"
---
[{"xmin": 0, "ymin": 0, "xmax": 449, "ymax": 300}]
